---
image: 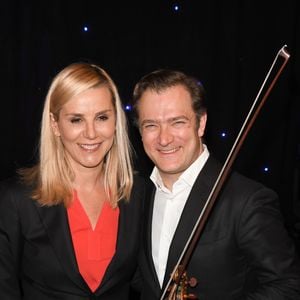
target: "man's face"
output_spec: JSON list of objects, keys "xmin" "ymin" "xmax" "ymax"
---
[{"xmin": 137, "ymin": 84, "xmax": 207, "ymax": 188}]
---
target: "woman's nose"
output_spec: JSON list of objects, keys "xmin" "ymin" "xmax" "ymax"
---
[{"xmin": 84, "ymin": 122, "xmax": 97, "ymax": 139}]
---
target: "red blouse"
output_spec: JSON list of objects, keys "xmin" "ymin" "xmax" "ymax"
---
[{"xmin": 67, "ymin": 191, "xmax": 119, "ymax": 292}]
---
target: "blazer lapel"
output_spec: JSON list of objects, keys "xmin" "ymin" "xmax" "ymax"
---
[
  {"xmin": 35, "ymin": 203, "xmax": 89, "ymax": 292},
  {"xmin": 93, "ymin": 201, "xmax": 127, "ymax": 294},
  {"xmin": 94, "ymin": 188, "xmax": 146, "ymax": 295},
  {"xmin": 162, "ymin": 157, "xmax": 221, "ymax": 290},
  {"xmin": 144, "ymin": 180, "xmax": 161, "ymax": 289}
]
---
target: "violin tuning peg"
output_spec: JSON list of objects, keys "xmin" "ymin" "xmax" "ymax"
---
[
  {"xmin": 188, "ymin": 277, "xmax": 197, "ymax": 287},
  {"xmin": 185, "ymin": 293, "xmax": 198, "ymax": 299}
]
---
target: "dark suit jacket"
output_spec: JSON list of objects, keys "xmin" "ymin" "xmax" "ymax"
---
[
  {"xmin": 0, "ymin": 175, "xmax": 145, "ymax": 300},
  {"xmin": 139, "ymin": 156, "xmax": 300, "ymax": 299}
]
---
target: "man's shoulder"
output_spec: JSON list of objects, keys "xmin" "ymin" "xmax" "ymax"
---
[
  {"xmin": 205, "ymin": 155, "xmax": 273, "ymax": 191},
  {"xmin": 199, "ymin": 155, "xmax": 278, "ymax": 206}
]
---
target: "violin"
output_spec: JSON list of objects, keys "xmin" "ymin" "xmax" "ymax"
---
[{"xmin": 161, "ymin": 45, "xmax": 291, "ymax": 300}]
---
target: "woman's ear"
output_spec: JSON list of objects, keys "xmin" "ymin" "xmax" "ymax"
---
[{"xmin": 50, "ymin": 113, "xmax": 61, "ymax": 137}]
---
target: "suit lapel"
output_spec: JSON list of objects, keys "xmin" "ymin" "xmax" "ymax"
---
[
  {"xmin": 144, "ymin": 180, "xmax": 161, "ymax": 289},
  {"xmin": 162, "ymin": 157, "xmax": 221, "ymax": 290},
  {"xmin": 35, "ymin": 203, "xmax": 89, "ymax": 292},
  {"xmin": 136, "ymin": 179, "xmax": 162, "ymax": 296}
]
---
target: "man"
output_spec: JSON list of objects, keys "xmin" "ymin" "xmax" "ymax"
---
[{"xmin": 132, "ymin": 69, "xmax": 300, "ymax": 299}]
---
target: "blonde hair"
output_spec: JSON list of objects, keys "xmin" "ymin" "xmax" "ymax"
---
[{"xmin": 20, "ymin": 63, "xmax": 133, "ymax": 207}]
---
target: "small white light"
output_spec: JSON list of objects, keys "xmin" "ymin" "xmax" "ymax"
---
[
  {"xmin": 83, "ymin": 26, "xmax": 88, "ymax": 32},
  {"xmin": 125, "ymin": 104, "xmax": 132, "ymax": 111},
  {"xmin": 263, "ymin": 166, "xmax": 269, "ymax": 172},
  {"xmin": 221, "ymin": 132, "xmax": 227, "ymax": 138}
]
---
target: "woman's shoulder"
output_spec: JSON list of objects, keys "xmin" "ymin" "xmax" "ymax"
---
[
  {"xmin": 0, "ymin": 175, "xmax": 33, "ymax": 204},
  {"xmin": 123, "ymin": 172, "xmax": 147, "ymax": 208}
]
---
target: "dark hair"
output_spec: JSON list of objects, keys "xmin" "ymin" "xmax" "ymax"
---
[{"xmin": 132, "ymin": 69, "xmax": 207, "ymax": 126}]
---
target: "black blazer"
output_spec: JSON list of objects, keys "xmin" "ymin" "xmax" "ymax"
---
[
  {"xmin": 139, "ymin": 156, "xmax": 300, "ymax": 299},
  {"xmin": 0, "ymin": 175, "xmax": 145, "ymax": 300}
]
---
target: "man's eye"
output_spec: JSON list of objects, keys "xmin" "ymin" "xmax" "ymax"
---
[
  {"xmin": 144, "ymin": 124, "xmax": 157, "ymax": 129},
  {"xmin": 173, "ymin": 120, "xmax": 186, "ymax": 126}
]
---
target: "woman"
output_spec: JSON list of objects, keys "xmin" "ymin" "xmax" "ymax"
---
[{"xmin": 0, "ymin": 63, "xmax": 144, "ymax": 299}]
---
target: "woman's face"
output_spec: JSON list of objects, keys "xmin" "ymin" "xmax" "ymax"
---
[{"xmin": 51, "ymin": 86, "xmax": 116, "ymax": 174}]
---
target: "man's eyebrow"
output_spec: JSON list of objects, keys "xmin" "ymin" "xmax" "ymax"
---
[
  {"xmin": 141, "ymin": 115, "xmax": 190, "ymax": 126},
  {"xmin": 168, "ymin": 115, "xmax": 189, "ymax": 122},
  {"xmin": 140, "ymin": 119, "xmax": 158, "ymax": 126}
]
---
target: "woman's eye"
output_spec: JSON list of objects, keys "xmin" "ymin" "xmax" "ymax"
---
[
  {"xmin": 97, "ymin": 115, "xmax": 108, "ymax": 121},
  {"xmin": 70, "ymin": 118, "xmax": 82, "ymax": 123}
]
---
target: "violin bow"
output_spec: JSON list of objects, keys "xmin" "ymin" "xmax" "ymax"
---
[{"xmin": 160, "ymin": 45, "xmax": 290, "ymax": 300}]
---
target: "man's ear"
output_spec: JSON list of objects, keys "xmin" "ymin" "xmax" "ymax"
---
[
  {"xmin": 198, "ymin": 112, "xmax": 207, "ymax": 138},
  {"xmin": 50, "ymin": 113, "xmax": 60, "ymax": 137}
]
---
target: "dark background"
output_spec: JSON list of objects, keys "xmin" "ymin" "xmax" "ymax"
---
[{"xmin": 1, "ymin": 0, "xmax": 299, "ymax": 287}]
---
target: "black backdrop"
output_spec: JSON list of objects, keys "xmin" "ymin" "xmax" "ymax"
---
[{"xmin": 1, "ymin": 0, "xmax": 299, "ymax": 248}]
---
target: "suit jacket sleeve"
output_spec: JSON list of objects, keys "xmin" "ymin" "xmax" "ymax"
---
[
  {"xmin": 0, "ymin": 179, "xmax": 23, "ymax": 299},
  {"xmin": 236, "ymin": 186, "xmax": 300, "ymax": 299}
]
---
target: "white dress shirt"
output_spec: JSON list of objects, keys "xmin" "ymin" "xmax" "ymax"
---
[{"xmin": 150, "ymin": 145, "xmax": 209, "ymax": 286}]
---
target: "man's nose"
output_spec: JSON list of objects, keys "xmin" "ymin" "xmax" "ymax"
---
[{"xmin": 158, "ymin": 126, "xmax": 173, "ymax": 146}]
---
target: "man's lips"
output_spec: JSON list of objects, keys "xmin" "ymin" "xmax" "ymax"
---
[{"xmin": 158, "ymin": 146, "xmax": 180, "ymax": 154}]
